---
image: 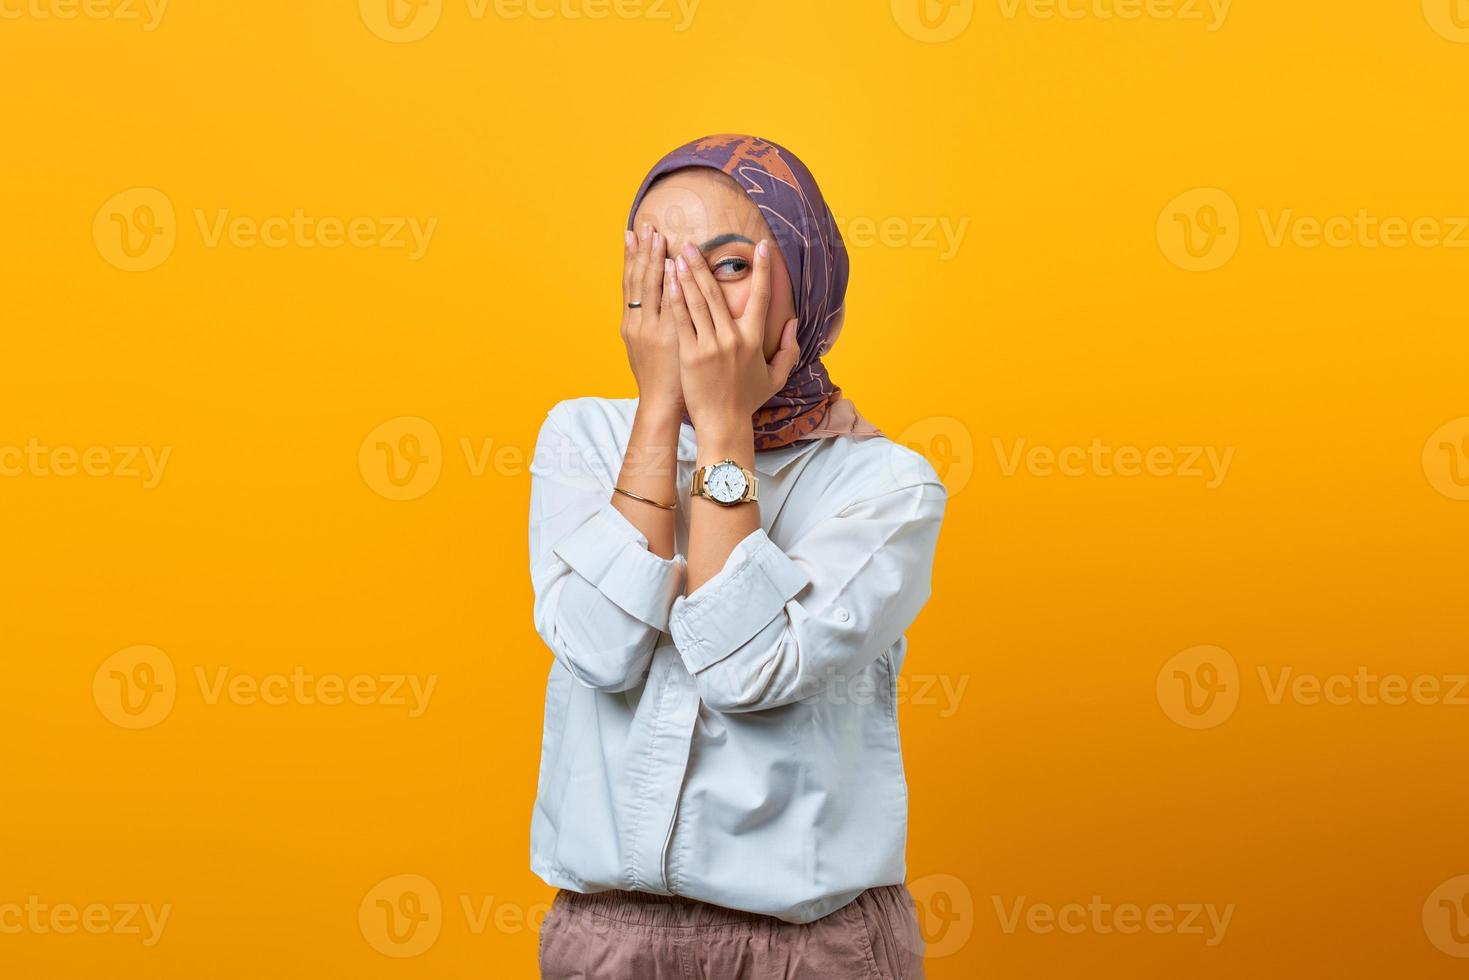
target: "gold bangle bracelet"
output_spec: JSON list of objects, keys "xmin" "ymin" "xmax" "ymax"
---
[{"xmin": 613, "ymin": 486, "xmax": 676, "ymax": 511}]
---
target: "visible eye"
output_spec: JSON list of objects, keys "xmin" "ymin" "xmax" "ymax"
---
[{"xmin": 711, "ymin": 254, "xmax": 751, "ymax": 280}]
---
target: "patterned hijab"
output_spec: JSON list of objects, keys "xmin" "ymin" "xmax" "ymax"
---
[{"xmin": 627, "ymin": 134, "xmax": 881, "ymax": 450}]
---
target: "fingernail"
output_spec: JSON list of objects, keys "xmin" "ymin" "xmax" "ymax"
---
[
  {"xmin": 624, "ymin": 230, "xmax": 636, "ymax": 249},
  {"xmin": 664, "ymin": 258, "xmax": 673, "ymax": 274},
  {"xmin": 681, "ymin": 241, "xmax": 698, "ymax": 260},
  {"xmin": 757, "ymin": 239, "xmax": 768, "ymax": 258},
  {"xmin": 653, "ymin": 231, "xmax": 662, "ymax": 250},
  {"xmin": 676, "ymin": 254, "xmax": 689, "ymax": 274}
]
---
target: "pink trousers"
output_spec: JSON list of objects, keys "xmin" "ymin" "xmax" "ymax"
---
[{"xmin": 538, "ymin": 884, "xmax": 925, "ymax": 979}]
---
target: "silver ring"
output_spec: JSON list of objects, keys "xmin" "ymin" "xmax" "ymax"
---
[{"xmin": 627, "ymin": 301, "xmax": 642, "ymax": 309}]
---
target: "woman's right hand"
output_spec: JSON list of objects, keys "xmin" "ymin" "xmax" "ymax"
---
[{"xmin": 621, "ymin": 224, "xmax": 683, "ymax": 417}]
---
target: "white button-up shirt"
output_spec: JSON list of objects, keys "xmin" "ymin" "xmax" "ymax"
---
[{"xmin": 528, "ymin": 397, "xmax": 947, "ymax": 924}]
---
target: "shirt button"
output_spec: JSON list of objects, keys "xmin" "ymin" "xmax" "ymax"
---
[{"xmin": 834, "ymin": 607, "xmax": 851, "ymax": 623}]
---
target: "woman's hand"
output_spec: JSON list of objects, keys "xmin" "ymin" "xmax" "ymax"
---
[
  {"xmin": 669, "ymin": 238, "xmax": 799, "ymax": 442},
  {"xmin": 621, "ymin": 224, "xmax": 683, "ymax": 417},
  {"xmin": 612, "ymin": 224, "xmax": 682, "ymax": 558}
]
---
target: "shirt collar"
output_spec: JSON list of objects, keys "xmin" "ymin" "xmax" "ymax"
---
[{"xmin": 677, "ymin": 422, "xmax": 824, "ymax": 476}]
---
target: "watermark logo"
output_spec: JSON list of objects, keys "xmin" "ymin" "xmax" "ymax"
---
[
  {"xmin": 361, "ymin": 0, "xmax": 699, "ymax": 41},
  {"xmin": 0, "ymin": 0, "xmax": 169, "ymax": 30},
  {"xmin": 1257, "ymin": 666, "xmax": 1469, "ymax": 707},
  {"xmin": 94, "ymin": 188, "xmax": 176, "ymax": 272},
  {"xmin": 193, "ymin": 209, "xmax": 436, "ymax": 257},
  {"xmin": 358, "ymin": 877, "xmax": 552, "ymax": 949},
  {"xmin": 194, "ymin": 667, "xmax": 436, "ymax": 716},
  {"xmin": 891, "ymin": 0, "xmax": 974, "ymax": 42},
  {"xmin": 994, "ymin": 438, "xmax": 1234, "ymax": 488},
  {"xmin": 359, "ymin": 874, "xmax": 442, "ymax": 957},
  {"xmin": 0, "ymin": 440, "xmax": 171, "ymax": 488},
  {"xmin": 1424, "ymin": 0, "xmax": 1469, "ymax": 42},
  {"xmin": 0, "ymin": 897, "xmax": 171, "ymax": 945},
  {"xmin": 1423, "ymin": 417, "xmax": 1469, "ymax": 501},
  {"xmin": 95, "ymin": 190, "xmax": 437, "ymax": 270},
  {"xmin": 993, "ymin": 895, "xmax": 1234, "ymax": 945},
  {"xmin": 835, "ymin": 215, "xmax": 970, "ymax": 259},
  {"xmin": 1163, "ymin": 655, "xmax": 1469, "ymax": 720},
  {"xmin": 360, "ymin": 416, "xmax": 443, "ymax": 500},
  {"xmin": 458, "ymin": 894, "xmax": 551, "ymax": 935},
  {"xmin": 996, "ymin": 0, "xmax": 1231, "ymax": 30},
  {"xmin": 1259, "ymin": 209, "xmax": 1469, "ymax": 249},
  {"xmin": 486, "ymin": 0, "xmax": 700, "ymax": 28},
  {"xmin": 1424, "ymin": 875, "xmax": 1469, "ymax": 957},
  {"xmin": 807, "ymin": 672, "xmax": 972, "ymax": 717},
  {"xmin": 1157, "ymin": 645, "xmax": 1239, "ymax": 729},
  {"xmin": 895, "ymin": 416, "xmax": 975, "ymax": 496},
  {"xmin": 1157, "ymin": 188, "xmax": 1239, "ymax": 272},
  {"xmin": 97, "ymin": 655, "xmax": 435, "ymax": 728},
  {"xmin": 93, "ymin": 646, "xmax": 176, "ymax": 730},
  {"xmin": 360, "ymin": 0, "xmax": 442, "ymax": 41},
  {"xmin": 908, "ymin": 873, "xmax": 974, "ymax": 958},
  {"xmin": 1166, "ymin": 195, "xmax": 1469, "ymax": 270}
]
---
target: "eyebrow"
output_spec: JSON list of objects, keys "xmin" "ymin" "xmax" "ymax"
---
[{"xmin": 699, "ymin": 233, "xmax": 755, "ymax": 252}]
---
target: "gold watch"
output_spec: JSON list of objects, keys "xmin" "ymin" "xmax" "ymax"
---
[{"xmin": 690, "ymin": 458, "xmax": 759, "ymax": 506}]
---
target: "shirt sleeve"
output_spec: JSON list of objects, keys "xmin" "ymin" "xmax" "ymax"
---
[
  {"xmin": 667, "ymin": 478, "xmax": 946, "ymax": 712},
  {"xmin": 529, "ymin": 409, "xmax": 686, "ymax": 692}
]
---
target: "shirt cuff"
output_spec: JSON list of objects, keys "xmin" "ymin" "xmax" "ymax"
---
[
  {"xmin": 551, "ymin": 501, "xmax": 685, "ymax": 631},
  {"xmin": 669, "ymin": 528, "xmax": 811, "ymax": 673}
]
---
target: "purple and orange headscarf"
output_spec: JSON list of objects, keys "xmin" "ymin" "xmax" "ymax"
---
[{"xmin": 627, "ymin": 134, "xmax": 880, "ymax": 451}]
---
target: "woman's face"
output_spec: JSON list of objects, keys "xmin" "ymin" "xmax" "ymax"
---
[{"xmin": 632, "ymin": 168, "xmax": 797, "ymax": 360}]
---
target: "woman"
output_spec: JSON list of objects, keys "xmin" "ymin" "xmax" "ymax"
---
[{"xmin": 529, "ymin": 134, "xmax": 946, "ymax": 979}]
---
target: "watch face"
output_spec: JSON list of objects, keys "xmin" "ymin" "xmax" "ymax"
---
[{"xmin": 705, "ymin": 462, "xmax": 748, "ymax": 504}]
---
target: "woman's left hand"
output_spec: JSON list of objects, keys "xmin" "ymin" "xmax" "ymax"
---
[{"xmin": 669, "ymin": 238, "xmax": 800, "ymax": 440}]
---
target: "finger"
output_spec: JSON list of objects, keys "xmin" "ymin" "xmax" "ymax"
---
[
  {"xmin": 622, "ymin": 228, "xmax": 636, "ymax": 308},
  {"xmin": 768, "ymin": 318, "xmax": 800, "ymax": 391},
  {"xmin": 641, "ymin": 230, "xmax": 666, "ymax": 317},
  {"xmin": 738, "ymin": 238, "xmax": 773, "ymax": 339},
  {"xmin": 630, "ymin": 222, "xmax": 652, "ymax": 318},
  {"xmin": 666, "ymin": 260, "xmax": 696, "ymax": 346},
  {"xmin": 674, "ymin": 250, "xmax": 716, "ymax": 338},
  {"xmin": 678, "ymin": 242, "xmax": 733, "ymax": 334}
]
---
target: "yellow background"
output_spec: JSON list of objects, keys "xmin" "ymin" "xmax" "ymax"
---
[{"xmin": 4, "ymin": 0, "xmax": 1469, "ymax": 976}]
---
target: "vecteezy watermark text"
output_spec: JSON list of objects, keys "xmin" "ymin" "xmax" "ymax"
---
[
  {"xmin": 834, "ymin": 215, "xmax": 970, "ymax": 259},
  {"xmin": 994, "ymin": 438, "xmax": 1234, "ymax": 488},
  {"xmin": 194, "ymin": 667, "xmax": 437, "ymax": 718},
  {"xmin": 997, "ymin": 0, "xmax": 1231, "ymax": 30},
  {"xmin": 1160, "ymin": 188, "xmax": 1469, "ymax": 272},
  {"xmin": 359, "ymin": 874, "xmax": 555, "ymax": 957},
  {"xmin": 993, "ymin": 895, "xmax": 1234, "ymax": 945},
  {"xmin": 94, "ymin": 646, "xmax": 439, "ymax": 729},
  {"xmin": 359, "ymin": 0, "xmax": 699, "ymax": 42},
  {"xmin": 94, "ymin": 188, "xmax": 438, "ymax": 272},
  {"xmin": 193, "ymin": 209, "xmax": 436, "ymax": 258},
  {"xmin": 0, "ymin": 0, "xmax": 168, "ymax": 29},
  {"xmin": 1158, "ymin": 645, "xmax": 1469, "ymax": 730},
  {"xmin": 0, "ymin": 897, "xmax": 171, "ymax": 946},
  {"xmin": 0, "ymin": 440, "xmax": 170, "ymax": 488}
]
